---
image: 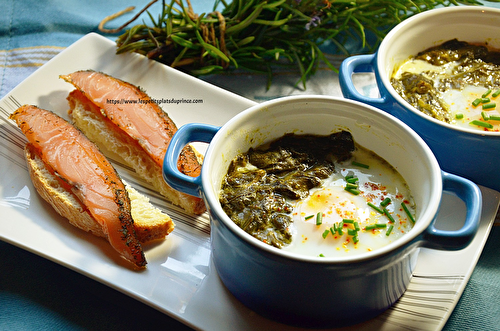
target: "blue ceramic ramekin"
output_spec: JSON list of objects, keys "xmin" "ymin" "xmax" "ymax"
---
[
  {"xmin": 163, "ymin": 96, "xmax": 481, "ymax": 328},
  {"xmin": 339, "ymin": 6, "xmax": 500, "ymax": 192}
]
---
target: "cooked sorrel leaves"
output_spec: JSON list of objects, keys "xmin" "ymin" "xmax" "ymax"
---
[{"xmin": 220, "ymin": 131, "xmax": 355, "ymax": 248}]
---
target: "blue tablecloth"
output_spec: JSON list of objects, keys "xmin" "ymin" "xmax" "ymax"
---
[{"xmin": 1, "ymin": 1, "xmax": 499, "ymax": 330}]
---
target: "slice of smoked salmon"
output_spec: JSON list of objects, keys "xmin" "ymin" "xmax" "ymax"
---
[
  {"xmin": 60, "ymin": 70, "xmax": 206, "ymax": 214},
  {"xmin": 60, "ymin": 70, "xmax": 201, "ymax": 175},
  {"xmin": 10, "ymin": 105, "xmax": 147, "ymax": 268}
]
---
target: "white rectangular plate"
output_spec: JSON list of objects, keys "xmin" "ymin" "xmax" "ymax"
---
[{"xmin": 0, "ymin": 33, "xmax": 498, "ymax": 331}]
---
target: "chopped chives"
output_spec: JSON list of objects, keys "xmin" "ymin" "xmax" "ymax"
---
[
  {"xmin": 482, "ymin": 97, "xmax": 491, "ymax": 103},
  {"xmin": 384, "ymin": 208, "xmax": 396, "ymax": 223},
  {"xmin": 354, "ymin": 221, "xmax": 360, "ymax": 231},
  {"xmin": 472, "ymin": 98, "xmax": 482, "ymax": 107},
  {"xmin": 470, "ymin": 120, "xmax": 494, "ymax": 129},
  {"xmin": 386, "ymin": 224, "xmax": 394, "ymax": 236},
  {"xmin": 333, "ymin": 223, "xmax": 338, "ymax": 232},
  {"xmin": 352, "ymin": 161, "xmax": 370, "ymax": 169},
  {"xmin": 493, "ymin": 89, "xmax": 500, "ymax": 98},
  {"xmin": 455, "ymin": 113, "xmax": 464, "ymax": 120},
  {"xmin": 330, "ymin": 226, "xmax": 336, "ymax": 235},
  {"xmin": 490, "ymin": 115, "xmax": 500, "ymax": 121},
  {"xmin": 345, "ymin": 183, "xmax": 358, "ymax": 190},
  {"xmin": 352, "ymin": 236, "xmax": 359, "ymax": 244},
  {"xmin": 316, "ymin": 212, "xmax": 323, "ymax": 225},
  {"xmin": 347, "ymin": 228, "xmax": 357, "ymax": 236},
  {"xmin": 322, "ymin": 229, "xmax": 330, "ymax": 239},
  {"xmin": 366, "ymin": 223, "xmax": 387, "ymax": 230},
  {"xmin": 346, "ymin": 177, "xmax": 358, "ymax": 184},
  {"xmin": 401, "ymin": 202, "xmax": 416, "ymax": 224},
  {"xmin": 482, "ymin": 102, "xmax": 496, "ymax": 110},
  {"xmin": 482, "ymin": 111, "xmax": 490, "ymax": 121},
  {"xmin": 345, "ymin": 188, "xmax": 360, "ymax": 195},
  {"xmin": 367, "ymin": 202, "xmax": 384, "ymax": 214},
  {"xmin": 482, "ymin": 89, "xmax": 492, "ymax": 98},
  {"xmin": 337, "ymin": 221, "xmax": 344, "ymax": 235},
  {"xmin": 342, "ymin": 219, "xmax": 354, "ymax": 224},
  {"xmin": 319, "ymin": 253, "xmax": 325, "ymax": 257},
  {"xmin": 380, "ymin": 197, "xmax": 391, "ymax": 207},
  {"xmin": 345, "ymin": 173, "xmax": 359, "ymax": 195},
  {"xmin": 305, "ymin": 215, "xmax": 314, "ymax": 220}
]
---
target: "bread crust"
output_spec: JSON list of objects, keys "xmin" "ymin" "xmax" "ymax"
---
[{"xmin": 25, "ymin": 143, "xmax": 106, "ymax": 237}]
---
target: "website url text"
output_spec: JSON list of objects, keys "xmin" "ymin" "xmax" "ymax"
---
[{"xmin": 106, "ymin": 97, "xmax": 204, "ymax": 105}]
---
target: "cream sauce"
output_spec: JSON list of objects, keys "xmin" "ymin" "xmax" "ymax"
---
[{"xmin": 283, "ymin": 146, "xmax": 415, "ymax": 257}]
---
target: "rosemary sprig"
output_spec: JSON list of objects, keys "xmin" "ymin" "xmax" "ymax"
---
[{"xmin": 108, "ymin": 0, "xmax": 488, "ymax": 88}]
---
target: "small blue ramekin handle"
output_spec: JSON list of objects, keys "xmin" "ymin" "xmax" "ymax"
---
[
  {"xmin": 422, "ymin": 171, "xmax": 482, "ymax": 250},
  {"xmin": 339, "ymin": 54, "xmax": 388, "ymax": 107},
  {"xmin": 163, "ymin": 123, "xmax": 220, "ymax": 198}
]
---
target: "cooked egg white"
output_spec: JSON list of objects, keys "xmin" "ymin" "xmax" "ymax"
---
[
  {"xmin": 282, "ymin": 147, "xmax": 415, "ymax": 257},
  {"xmin": 393, "ymin": 59, "xmax": 500, "ymax": 132},
  {"xmin": 443, "ymin": 86, "xmax": 500, "ymax": 130}
]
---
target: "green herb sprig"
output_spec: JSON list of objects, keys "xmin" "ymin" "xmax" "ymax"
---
[{"xmin": 105, "ymin": 0, "xmax": 488, "ymax": 88}]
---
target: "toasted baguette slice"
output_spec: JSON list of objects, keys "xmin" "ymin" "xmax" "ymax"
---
[
  {"xmin": 67, "ymin": 89, "xmax": 206, "ymax": 215},
  {"xmin": 126, "ymin": 182, "xmax": 175, "ymax": 242},
  {"xmin": 25, "ymin": 144, "xmax": 174, "ymax": 243}
]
